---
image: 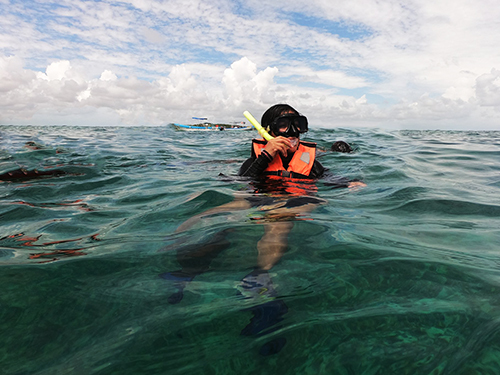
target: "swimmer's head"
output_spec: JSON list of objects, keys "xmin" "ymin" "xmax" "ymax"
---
[
  {"xmin": 261, "ymin": 104, "xmax": 299, "ymax": 131},
  {"xmin": 331, "ymin": 141, "xmax": 353, "ymax": 153},
  {"xmin": 261, "ymin": 104, "xmax": 308, "ymax": 145}
]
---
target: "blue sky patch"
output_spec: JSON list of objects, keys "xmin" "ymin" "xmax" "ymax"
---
[{"xmin": 287, "ymin": 12, "xmax": 372, "ymax": 40}]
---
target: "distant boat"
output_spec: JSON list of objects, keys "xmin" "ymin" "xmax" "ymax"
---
[{"xmin": 170, "ymin": 119, "xmax": 252, "ymax": 131}]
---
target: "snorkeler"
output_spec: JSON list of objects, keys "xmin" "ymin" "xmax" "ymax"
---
[
  {"xmin": 239, "ymin": 104, "xmax": 324, "ymax": 179},
  {"xmin": 164, "ymin": 103, "xmax": 365, "ymax": 292},
  {"xmin": 162, "ymin": 104, "xmax": 365, "ymax": 355}
]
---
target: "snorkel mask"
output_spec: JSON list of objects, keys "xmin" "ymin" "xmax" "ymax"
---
[{"xmin": 270, "ymin": 115, "xmax": 308, "ymax": 138}]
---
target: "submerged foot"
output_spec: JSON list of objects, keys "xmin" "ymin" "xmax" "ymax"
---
[
  {"xmin": 240, "ymin": 299, "xmax": 288, "ymax": 336},
  {"xmin": 259, "ymin": 337, "xmax": 287, "ymax": 356},
  {"xmin": 167, "ymin": 287, "xmax": 185, "ymax": 304},
  {"xmin": 160, "ymin": 271, "xmax": 193, "ymax": 305},
  {"xmin": 241, "ymin": 299, "xmax": 289, "ymax": 356}
]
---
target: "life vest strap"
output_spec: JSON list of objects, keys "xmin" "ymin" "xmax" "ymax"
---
[{"xmin": 264, "ymin": 170, "xmax": 309, "ymax": 179}]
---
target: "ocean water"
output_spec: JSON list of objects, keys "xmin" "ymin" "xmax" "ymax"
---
[{"xmin": 1, "ymin": 125, "xmax": 500, "ymax": 375}]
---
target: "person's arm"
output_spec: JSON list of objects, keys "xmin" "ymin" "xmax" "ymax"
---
[
  {"xmin": 175, "ymin": 198, "xmax": 251, "ymax": 233},
  {"xmin": 238, "ymin": 154, "xmax": 272, "ymax": 177},
  {"xmin": 321, "ymin": 170, "xmax": 366, "ymax": 189}
]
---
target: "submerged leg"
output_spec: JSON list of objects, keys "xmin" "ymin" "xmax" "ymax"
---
[
  {"xmin": 160, "ymin": 229, "xmax": 233, "ymax": 304},
  {"xmin": 255, "ymin": 198, "xmax": 322, "ymax": 271},
  {"xmin": 239, "ymin": 199, "xmax": 322, "ymax": 354},
  {"xmin": 257, "ymin": 221, "xmax": 294, "ymax": 271}
]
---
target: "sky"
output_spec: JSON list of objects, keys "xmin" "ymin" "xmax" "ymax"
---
[{"xmin": 1, "ymin": 0, "xmax": 500, "ymax": 130}]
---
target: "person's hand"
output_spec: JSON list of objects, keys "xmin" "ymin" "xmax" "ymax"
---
[
  {"xmin": 263, "ymin": 136, "xmax": 292, "ymax": 158},
  {"xmin": 348, "ymin": 181, "xmax": 366, "ymax": 189}
]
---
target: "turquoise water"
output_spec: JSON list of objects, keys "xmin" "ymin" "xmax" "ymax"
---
[{"xmin": 1, "ymin": 125, "xmax": 500, "ymax": 374}]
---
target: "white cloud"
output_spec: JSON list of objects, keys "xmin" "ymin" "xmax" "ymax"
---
[
  {"xmin": 0, "ymin": 56, "xmax": 36, "ymax": 93},
  {"xmin": 281, "ymin": 66, "xmax": 368, "ymax": 89},
  {"xmin": 476, "ymin": 69, "xmax": 500, "ymax": 108},
  {"xmin": 140, "ymin": 27, "xmax": 166, "ymax": 44},
  {"xmin": 222, "ymin": 57, "xmax": 279, "ymax": 108},
  {"xmin": 100, "ymin": 70, "xmax": 118, "ymax": 81}
]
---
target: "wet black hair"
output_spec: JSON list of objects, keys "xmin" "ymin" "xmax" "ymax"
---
[
  {"xmin": 261, "ymin": 104, "xmax": 299, "ymax": 131},
  {"xmin": 331, "ymin": 141, "xmax": 353, "ymax": 153}
]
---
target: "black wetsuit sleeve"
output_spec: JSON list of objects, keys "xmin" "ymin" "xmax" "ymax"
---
[
  {"xmin": 323, "ymin": 176, "xmax": 351, "ymax": 188},
  {"xmin": 309, "ymin": 160, "xmax": 325, "ymax": 179},
  {"xmin": 238, "ymin": 154, "xmax": 272, "ymax": 177}
]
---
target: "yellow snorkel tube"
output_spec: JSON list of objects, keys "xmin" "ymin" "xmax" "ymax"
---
[{"xmin": 243, "ymin": 111, "xmax": 274, "ymax": 141}]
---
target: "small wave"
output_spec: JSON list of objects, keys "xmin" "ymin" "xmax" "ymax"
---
[{"xmin": 384, "ymin": 198, "xmax": 500, "ymax": 217}]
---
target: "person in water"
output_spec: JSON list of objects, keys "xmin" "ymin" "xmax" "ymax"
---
[
  {"xmin": 163, "ymin": 104, "xmax": 365, "ymax": 355},
  {"xmin": 331, "ymin": 140, "xmax": 353, "ymax": 153},
  {"xmin": 170, "ymin": 104, "xmax": 365, "ymax": 280},
  {"xmin": 239, "ymin": 105, "xmax": 361, "ymax": 180},
  {"xmin": 173, "ymin": 105, "xmax": 363, "ymax": 271},
  {"xmin": 238, "ymin": 104, "xmax": 325, "ymax": 179}
]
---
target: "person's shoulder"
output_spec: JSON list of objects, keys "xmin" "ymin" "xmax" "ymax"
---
[
  {"xmin": 299, "ymin": 140, "xmax": 317, "ymax": 148},
  {"xmin": 238, "ymin": 157, "xmax": 255, "ymax": 175}
]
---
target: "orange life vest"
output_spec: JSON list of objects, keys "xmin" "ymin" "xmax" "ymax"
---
[{"xmin": 252, "ymin": 139, "xmax": 317, "ymax": 179}]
